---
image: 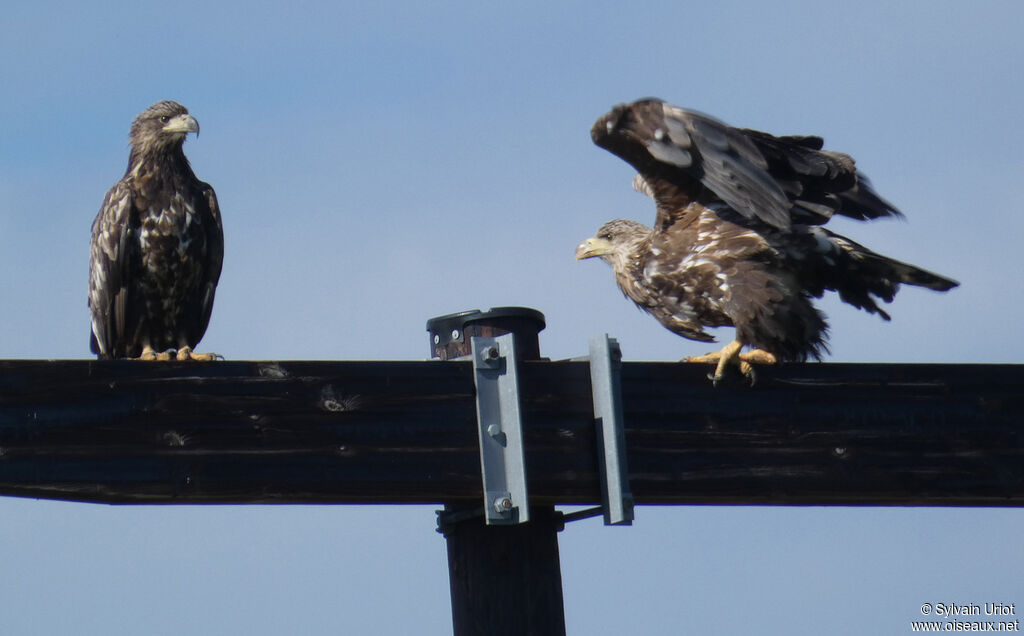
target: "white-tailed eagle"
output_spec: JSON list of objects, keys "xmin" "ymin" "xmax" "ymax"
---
[
  {"xmin": 89, "ymin": 100, "xmax": 223, "ymax": 360},
  {"xmin": 576, "ymin": 98, "xmax": 957, "ymax": 383}
]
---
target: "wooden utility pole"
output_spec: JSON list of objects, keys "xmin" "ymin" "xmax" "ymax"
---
[{"xmin": 427, "ymin": 307, "xmax": 566, "ymax": 636}]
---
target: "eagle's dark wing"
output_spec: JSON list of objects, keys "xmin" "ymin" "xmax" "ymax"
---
[
  {"xmin": 660, "ymin": 105, "xmax": 793, "ymax": 229},
  {"xmin": 740, "ymin": 129, "xmax": 902, "ymax": 223},
  {"xmin": 592, "ymin": 98, "xmax": 902, "ymax": 231},
  {"xmin": 89, "ymin": 180, "xmax": 141, "ymax": 358},
  {"xmin": 181, "ymin": 182, "xmax": 224, "ymax": 347}
]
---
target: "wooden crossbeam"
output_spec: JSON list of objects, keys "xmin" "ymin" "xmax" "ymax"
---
[{"xmin": 0, "ymin": 359, "xmax": 1022, "ymax": 506}]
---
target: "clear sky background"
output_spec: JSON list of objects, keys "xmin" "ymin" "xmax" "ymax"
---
[{"xmin": 2, "ymin": 1, "xmax": 1022, "ymax": 634}]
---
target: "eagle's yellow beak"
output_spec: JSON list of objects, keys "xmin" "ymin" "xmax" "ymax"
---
[
  {"xmin": 163, "ymin": 114, "xmax": 200, "ymax": 136},
  {"xmin": 575, "ymin": 236, "xmax": 613, "ymax": 260}
]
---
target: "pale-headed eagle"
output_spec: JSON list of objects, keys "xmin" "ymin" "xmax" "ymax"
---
[
  {"xmin": 576, "ymin": 98, "xmax": 957, "ymax": 382},
  {"xmin": 89, "ymin": 100, "xmax": 223, "ymax": 360}
]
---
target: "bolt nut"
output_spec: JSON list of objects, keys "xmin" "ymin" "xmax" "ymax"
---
[
  {"xmin": 451, "ymin": 329, "xmax": 460, "ymax": 341},
  {"xmin": 486, "ymin": 423, "xmax": 507, "ymax": 447},
  {"xmin": 493, "ymin": 496, "xmax": 513, "ymax": 513},
  {"xmin": 482, "ymin": 346, "xmax": 500, "ymax": 361}
]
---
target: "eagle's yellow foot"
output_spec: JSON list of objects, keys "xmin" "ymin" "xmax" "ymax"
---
[
  {"xmin": 175, "ymin": 346, "xmax": 221, "ymax": 361},
  {"xmin": 685, "ymin": 340, "xmax": 777, "ymax": 386},
  {"xmin": 136, "ymin": 346, "xmax": 163, "ymax": 361}
]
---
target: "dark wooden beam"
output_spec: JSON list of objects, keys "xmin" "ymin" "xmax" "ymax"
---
[{"xmin": 0, "ymin": 359, "xmax": 1021, "ymax": 506}]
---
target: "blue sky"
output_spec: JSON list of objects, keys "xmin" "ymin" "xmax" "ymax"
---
[{"xmin": 1, "ymin": 1, "xmax": 1022, "ymax": 634}]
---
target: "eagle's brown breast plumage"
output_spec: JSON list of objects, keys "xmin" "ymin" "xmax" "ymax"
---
[
  {"xmin": 577, "ymin": 98, "xmax": 957, "ymax": 370},
  {"xmin": 89, "ymin": 100, "xmax": 223, "ymax": 360}
]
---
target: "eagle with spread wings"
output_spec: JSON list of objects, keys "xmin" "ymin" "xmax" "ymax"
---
[
  {"xmin": 576, "ymin": 98, "xmax": 957, "ymax": 383},
  {"xmin": 89, "ymin": 100, "xmax": 223, "ymax": 360}
]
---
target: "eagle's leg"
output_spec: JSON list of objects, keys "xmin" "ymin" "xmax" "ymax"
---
[
  {"xmin": 734, "ymin": 349, "xmax": 778, "ymax": 384},
  {"xmin": 687, "ymin": 339, "xmax": 744, "ymax": 385},
  {"xmin": 176, "ymin": 346, "xmax": 221, "ymax": 362},
  {"xmin": 685, "ymin": 340, "xmax": 777, "ymax": 386}
]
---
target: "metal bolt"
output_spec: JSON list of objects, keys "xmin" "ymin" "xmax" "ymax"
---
[
  {"xmin": 451, "ymin": 329, "xmax": 460, "ymax": 341},
  {"xmin": 482, "ymin": 346, "xmax": 500, "ymax": 361},
  {"xmin": 486, "ymin": 423, "xmax": 507, "ymax": 446},
  {"xmin": 433, "ymin": 334, "xmax": 440, "ymax": 345},
  {"xmin": 493, "ymin": 496, "xmax": 513, "ymax": 513}
]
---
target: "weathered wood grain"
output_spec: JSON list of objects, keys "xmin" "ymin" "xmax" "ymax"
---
[{"xmin": 0, "ymin": 360, "xmax": 1021, "ymax": 505}]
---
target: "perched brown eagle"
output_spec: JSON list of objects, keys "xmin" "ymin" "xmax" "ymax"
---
[
  {"xmin": 576, "ymin": 98, "xmax": 957, "ymax": 383},
  {"xmin": 89, "ymin": 100, "xmax": 224, "ymax": 360}
]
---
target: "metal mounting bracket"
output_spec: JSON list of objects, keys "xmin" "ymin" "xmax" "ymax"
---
[
  {"xmin": 586, "ymin": 334, "xmax": 634, "ymax": 525},
  {"xmin": 471, "ymin": 334, "xmax": 529, "ymax": 525}
]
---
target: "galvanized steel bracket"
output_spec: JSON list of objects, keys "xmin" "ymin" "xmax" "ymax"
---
[
  {"xmin": 471, "ymin": 334, "xmax": 530, "ymax": 525},
  {"xmin": 587, "ymin": 334, "xmax": 634, "ymax": 525}
]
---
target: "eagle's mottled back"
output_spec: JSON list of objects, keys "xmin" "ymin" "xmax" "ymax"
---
[{"xmin": 89, "ymin": 100, "xmax": 224, "ymax": 360}]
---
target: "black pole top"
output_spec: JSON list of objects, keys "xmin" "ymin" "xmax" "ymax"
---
[{"xmin": 426, "ymin": 307, "xmax": 546, "ymax": 360}]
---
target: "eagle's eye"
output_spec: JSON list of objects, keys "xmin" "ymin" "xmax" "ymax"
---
[{"xmin": 159, "ymin": 116, "xmax": 169, "ymax": 124}]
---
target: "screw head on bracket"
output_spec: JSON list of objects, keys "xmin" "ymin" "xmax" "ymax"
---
[
  {"xmin": 493, "ymin": 496, "xmax": 514, "ymax": 513},
  {"xmin": 486, "ymin": 423, "xmax": 507, "ymax": 446}
]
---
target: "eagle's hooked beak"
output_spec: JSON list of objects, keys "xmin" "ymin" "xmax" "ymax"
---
[
  {"xmin": 575, "ymin": 236, "xmax": 613, "ymax": 260},
  {"xmin": 163, "ymin": 113, "xmax": 200, "ymax": 137}
]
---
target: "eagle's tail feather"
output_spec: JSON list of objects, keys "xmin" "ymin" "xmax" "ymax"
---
[{"xmin": 815, "ymin": 230, "xmax": 958, "ymax": 319}]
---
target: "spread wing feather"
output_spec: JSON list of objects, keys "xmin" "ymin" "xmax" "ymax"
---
[
  {"xmin": 592, "ymin": 98, "xmax": 903, "ymax": 231},
  {"xmin": 662, "ymin": 105, "xmax": 793, "ymax": 229}
]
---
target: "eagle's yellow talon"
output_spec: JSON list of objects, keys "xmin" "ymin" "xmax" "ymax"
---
[
  {"xmin": 685, "ymin": 340, "xmax": 775, "ymax": 386},
  {"xmin": 176, "ymin": 346, "xmax": 220, "ymax": 361}
]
